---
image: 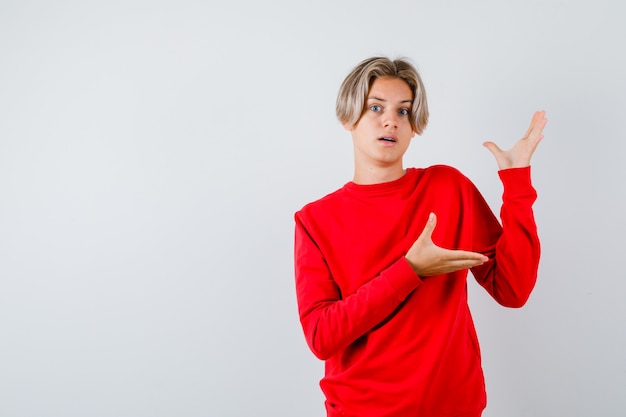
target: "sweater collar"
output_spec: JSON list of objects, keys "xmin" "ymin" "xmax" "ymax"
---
[{"xmin": 344, "ymin": 168, "xmax": 416, "ymax": 197}]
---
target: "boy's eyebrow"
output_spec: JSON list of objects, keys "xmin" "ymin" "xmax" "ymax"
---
[{"xmin": 368, "ymin": 96, "xmax": 413, "ymax": 104}]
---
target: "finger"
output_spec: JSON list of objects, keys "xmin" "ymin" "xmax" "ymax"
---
[
  {"xmin": 442, "ymin": 249, "xmax": 489, "ymax": 263},
  {"xmin": 417, "ymin": 212, "xmax": 437, "ymax": 242},
  {"xmin": 482, "ymin": 141, "xmax": 502, "ymax": 156},
  {"xmin": 426, "ymin": 255, "xmax": 490, "ymax": 275},
  {"xmin": 520, "ymin": 111, "xmax": 541, "ymax": 139},
  {"xmin": 446, "ymin": 258, "xmax": 489, "ymax": 270},
  {"xmin": 530, "ymin": 112, "xmax": 547, "ymax": 135},
  {"xmin": 524, "ymin": 111, "xmax": 548, "ymax": 141}
]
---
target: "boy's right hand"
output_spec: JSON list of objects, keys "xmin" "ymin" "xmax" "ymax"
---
[{"xmin": 405, "ymin": 213, "xmax": 488, "ymax": 277}]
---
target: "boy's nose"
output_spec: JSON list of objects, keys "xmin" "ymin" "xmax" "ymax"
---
[{"xmin": 383, "ymin": 113, "xmax": 399, "ymax": 129}]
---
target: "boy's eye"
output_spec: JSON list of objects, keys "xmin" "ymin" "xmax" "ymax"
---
[
  {"xmin": 399, "ymin": 108, "xmax": 410, "ymax": 116},
  {"xmin": 370, "ymin": 104, "xmax": 382, "ymax": 112}
]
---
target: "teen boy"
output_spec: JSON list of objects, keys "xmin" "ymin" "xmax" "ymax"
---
[{"xmin": 294, "ymin": 56, "xmax": 547, "ymax": 417}]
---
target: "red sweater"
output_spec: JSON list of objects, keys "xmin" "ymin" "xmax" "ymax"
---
[{"xmin": 294, "ymin": 165, "xmax": 540, "ymax": 417}]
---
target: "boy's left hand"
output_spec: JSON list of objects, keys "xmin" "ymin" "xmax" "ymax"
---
[{"xmin": 483, "ymin": 110, "xmax": 548, "ymax": 170}]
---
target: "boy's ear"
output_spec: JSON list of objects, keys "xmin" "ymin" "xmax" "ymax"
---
[{"xmin": 342, "ymin": 123, "xmax": 354, "ymax": 131}]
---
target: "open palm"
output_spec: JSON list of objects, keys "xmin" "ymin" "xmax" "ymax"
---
[{"xmin": 483, "ymin": 110, "xmax": 548, "ymax": 170}]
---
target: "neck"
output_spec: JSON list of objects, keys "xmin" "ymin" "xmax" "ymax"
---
[{"xmin": 352, "ymin": 164, "xmax": 406, "ymax": 185}]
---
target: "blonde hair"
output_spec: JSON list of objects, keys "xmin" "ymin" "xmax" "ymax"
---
[{"xmin": 336, "ymin": 56, "xmax": 429, "ymax": 135}]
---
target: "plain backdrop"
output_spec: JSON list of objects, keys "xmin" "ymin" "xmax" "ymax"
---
[{"xmin": 1, "ymin": 1, "xmax": 625, "ymax": 416}]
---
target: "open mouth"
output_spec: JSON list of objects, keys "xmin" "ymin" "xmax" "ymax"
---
[{"xmin": 379, "ymin": 137, "xmax": 397, "ymax": 143}]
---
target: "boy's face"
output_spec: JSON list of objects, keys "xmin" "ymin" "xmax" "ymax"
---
[{"xmin": 344, "ymin": 76, "xmax": 415, "ymax": 173}]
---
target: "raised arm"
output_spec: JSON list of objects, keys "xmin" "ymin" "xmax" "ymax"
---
[{"xmin": 471, "ymin": 111, "xmax": 547, "ymax": 306}]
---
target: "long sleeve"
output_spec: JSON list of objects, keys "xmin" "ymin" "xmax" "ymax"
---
[
  {"xmin": 294, "ymin": 214, "xmax": 422, "ymax": 360},
  {"xmin": 470, "ymin": 166, "xmax": 541, "ymax": 307}
]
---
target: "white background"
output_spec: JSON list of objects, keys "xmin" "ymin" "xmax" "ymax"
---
[{"xmin": 1, "ymin": 1, "xmax": 625, "ymax": 416}]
